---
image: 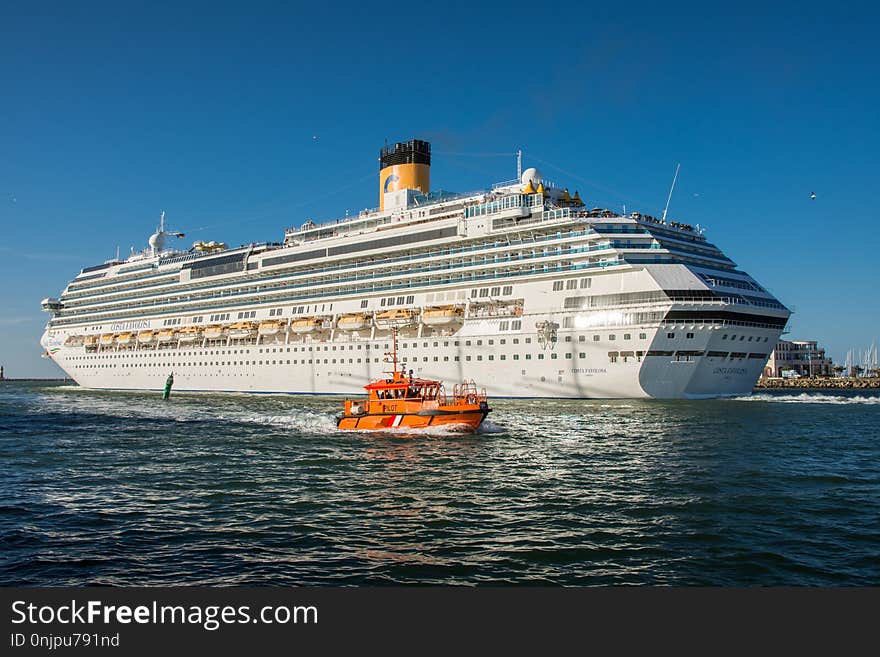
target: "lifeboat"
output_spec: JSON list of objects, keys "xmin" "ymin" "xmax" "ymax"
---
[
  {"xmin": 203, "ymin": 325, "xmax": 226, "ymax": 340},
  {"xmin": 337, "ymin": 330, "xmax": 490, "ymax": 433},
  {"xmin": 291, "ymin": 317, "xmax": 323, "ymax": 334},
  {"xmin": 99, "ymin": 333, "xmax": 116, "ymax": 346},
  {"xmin": 64, "ymin": 335, "xmax": 84, "ymax": 347},
  {"xmin": 156, "ymin": 329, "xmax": 177, "ymax": 342},
  {"xmin": 421, "ymin": 306, "xmax": 464, "ymax": 326},
  {"xmin": 258, "ymin": 320, "xmax": 284, "ymax": 336},
  {"xmin": 83, "ymin": 335, "xmax": 98, "ymax": 347},
  {"xmin": 374, "ymin": 308, "xmax": 417, "ymax": 328},
  {"xmin": 337, "ymin": 313, "xmax": 371, "ymax": 332},
  {"xmin": 178, "ymin": 326, "xmax": 203, "ymax": 342},
  {"xmin": 227, "ymin": 322, "xmax": 256, "ymax": 339},
  {"xmin": 137, "ymin": 330, "xmax": 156, "ymax": 344},
  {"xmin": 116, "ymin": 332, "xmax": 133, "ymax": 345}
]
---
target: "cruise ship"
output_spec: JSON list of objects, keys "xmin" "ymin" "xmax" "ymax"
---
[{"xmin": 40, "ymin": 139, "xmax": 789, "ymax": 398}]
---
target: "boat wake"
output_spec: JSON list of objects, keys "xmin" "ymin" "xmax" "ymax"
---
[{"xmin": 736, "ymin": 393, "xmax": 880, "ymax": 405}]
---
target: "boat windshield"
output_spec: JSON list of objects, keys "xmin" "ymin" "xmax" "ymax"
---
[{"xmin": 372, "ymin": 383, "xmax": 441, "ymax": 400}]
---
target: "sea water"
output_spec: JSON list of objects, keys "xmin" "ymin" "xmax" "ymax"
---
[{"xmin": 1, "ymin": 382, "xmax": 877, "ymax": 585}]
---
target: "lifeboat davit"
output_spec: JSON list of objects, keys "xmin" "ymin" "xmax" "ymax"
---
[
  {"xmin": 258, "ymin": 320, "xmax": 284, "ymax": 336},
  {"xmin": 337, "ymin": 313, "xmax": 371, "ymax": 332},
  {"xmin": 203, "ymin": 325, "xmax": 226, "ymax": 340},
  {"xmin": 291, "ymin": 318, "xmax": 322, "ymax": 334},
  {"xmin": 156, "ymin": 329, "xmax": 177, "ymax": 343},
  {"xmin": 227, "ymin": 322, "xmax": 256, "ymax": 339},
  {"xmin": 137, "ymin": 330, "xmax": 156, "ymax": 344},
  {"xmin": 99, "ymin": 333, "xmax": 116, "ymax": 346},
  {"xmin": 337, "ymin": 330, "xmax": 490, "ymax": 433},
  {"xmin": 178, "ymin": 326, "xmax": 203, "ymax": 342},
  {"xmin": 374, "ymin": 308, "xmax": 417, "ymax": 328},
  {"xmin": 421, "ymin": 306, "xmax": 464, "ymax": 326}
]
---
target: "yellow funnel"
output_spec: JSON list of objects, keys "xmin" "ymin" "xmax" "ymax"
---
[{"xmin": 379, "ymin": 139, "xmax": 431, "ymax": 210}]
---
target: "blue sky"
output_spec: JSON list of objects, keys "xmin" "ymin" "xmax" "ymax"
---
[{"xmin": 2, "ymin": 1, "xmax": 878, "ymax": 376}]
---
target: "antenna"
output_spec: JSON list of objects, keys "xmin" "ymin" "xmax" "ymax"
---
[
  {"xmin": 661, "ymin": 163, "xmax": 681, "ymax": 222},
  {"xmin": 516, "ymin": 149, "xmax": 522, "ymax": 180},
  {"xmin": 159, "ymin": 210, "xmax": 165, "ymax": 233}
]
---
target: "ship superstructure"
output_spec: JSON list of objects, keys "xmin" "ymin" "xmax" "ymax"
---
[{"xmin": 40, "ymin": 139, "xmax": 789, "ymax": 398}]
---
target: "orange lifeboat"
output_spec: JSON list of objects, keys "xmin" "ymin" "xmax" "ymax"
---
[{"xmin": 337, "ymin": 330, "xmax": 490, "ymax": 433}]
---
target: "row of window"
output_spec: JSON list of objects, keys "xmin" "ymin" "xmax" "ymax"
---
[
  {"xmin": 379, "ymin": 295, "xmax": 416, "ymax": 307},
  {"xmin": 209, "ymin": 313, "xmax": 231, "ymax": 322},
  {"xmin": 73, "ymin": 347, "xmax": 770, "ymax": 371},
  {"xmin": 552, "ymin": 278, "xmax": 592, "ymax": 291},
  {"xmin": 470, "ymin": 285, "xmax": 514, "ymax": 298}
]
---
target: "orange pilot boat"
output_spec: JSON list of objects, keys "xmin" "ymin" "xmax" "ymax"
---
[{"xmin": 338, "ymin": 331, "xmax": 490, "ymax": 432}]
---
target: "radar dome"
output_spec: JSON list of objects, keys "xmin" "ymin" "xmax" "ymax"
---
[
  {"xmin": 148, "ymin": 231, "xmax": 166, "ymax": 254},
  {"xmin": 521, "ymin": 167, "xmax": 543, "ymax": 186}
]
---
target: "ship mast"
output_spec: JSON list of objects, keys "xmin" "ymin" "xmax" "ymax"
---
[{"xmin": 384, "ymin": 328, "xmax": 400, "ymax": 376}]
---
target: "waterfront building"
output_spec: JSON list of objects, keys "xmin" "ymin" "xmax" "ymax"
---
[{"xmin": 763, "ymin": 339, "xmax": 833, "ymax": 377}]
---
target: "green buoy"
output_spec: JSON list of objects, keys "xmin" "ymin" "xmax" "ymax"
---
[{"xmin": 163, "ymin": 372, "xmax": 174, "ymax": 400}]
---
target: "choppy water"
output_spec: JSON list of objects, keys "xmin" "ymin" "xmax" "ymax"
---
[{"xmin": 1, "ymin": 381, "xmax": 878, "ymax": 586}]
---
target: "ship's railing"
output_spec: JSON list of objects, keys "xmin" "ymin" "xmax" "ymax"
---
[
  {"xmin": 58, "ymin": 241, "xmax": 624, "ymax": 317},
  {"xmin": 453, "ymin": 380, "xmax": 487, "ymax": 403},
  {"xmin": 61, "ymin": 227, "xmax": 604, "ymax": 306},
  {"xmin": 49, "ymin": 258, "xmax": 633, "ymax": 327}
]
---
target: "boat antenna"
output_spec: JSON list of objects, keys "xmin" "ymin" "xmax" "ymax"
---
[
  {"xmin": 662, "ymin": 163, "xmax": 680, "ymax": 222},
  {"xmin": 516, "ymin": 149, "xmax": 522, "ymax": 180}
]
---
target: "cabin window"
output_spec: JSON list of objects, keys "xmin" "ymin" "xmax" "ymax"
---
[
  {"xmin": 580, "ymin": 278, "xmax": 591, "ymax": 288},
  {"xmin": 552, "ymin": 281, "xmax": 564, "ymax": 291},
  {"xmin": 640, "ymin": 333, "xmax": 647, "ymax": 339},
  {"xmin": 566, "ymin": 279, "xmax": 578, "ymax": 290},
  {"xmin": 687, "ymin": 333, "xmax": 694, "ymax": 339},
  {"xmin": 406, "ymin": 295, "xmax": 414, "ymax": 304},
  {"xmin": 490, "ymin": 287, "xmax": 500, "ymax": 296},
  {"xmin": 479, "ymin": 288, "xmax": 489, "ymax": 298}
]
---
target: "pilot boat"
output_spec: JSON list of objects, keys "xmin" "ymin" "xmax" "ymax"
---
[{"xmin": 337, "ymin": 330, "xmax": 490, "ymax": 432}]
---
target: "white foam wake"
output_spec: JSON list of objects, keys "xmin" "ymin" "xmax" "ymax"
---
[{"xmin": 735, "ymin": 393, "xmax": 880, "ymax": 405}]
